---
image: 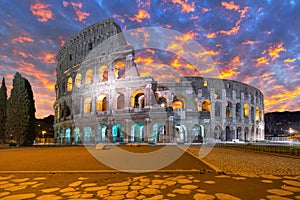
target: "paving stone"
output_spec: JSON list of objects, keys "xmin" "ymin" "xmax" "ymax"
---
[
  {"xmin": 215, "ymin": 175, "xmax": 231, "ymax": 179},
  {"xmin": 40, "ymin": 188, "xmax": 60, "ymax": 193},
  {"xmin": 0, "ymin": 193, "xmax": 36, "ymax": 200},
  {"xmin": 152, "ymin": 180, "xmax": 164, "ymax": 185},
  {"xmin": 5, "ymin": 185, "xmax": 27, "ymax": 192},
  {"xmin": 97, "ymin": 190, "xmax": 110, "ymax": 198},
  {"xmin": 204, "ymin": 181, "xmax": 215, "ymax": 184},
  {"xmin": 11, "ymin": 178, "xmax": 30, "ymax": 183},
  {"xmin": 108, "ymin": 182, "xmax": 130, "ymax": 187},
  {"xmin": 84, "ymin": 186, "xmax": 107, "ymax": 192},
  {"xmin": 143, "ymin": 195, "xmax": 164, "ymax": 200},
  {"xmin": 0, "ymin": 176, "xmax": 14, "ymax": 181},
  {"xmin": 282, "ymin": 180, "xmax": 300, "ymax": 187},
  {"xmin": 232, "ymin": 177, "xmax": 246, "ymax": 180},
  {"xmin": 295, "ymin": 196, "xmax": 300, "ymax": 200},
  {"xmin": 60, "ymin": 187, "xmax": 76, "ymax": 193},
  {"xmin": 126, "ymin": 191, "xmax": 139, "ymax": 199},
  {"xmin": 193, "ymin": 179, "xmax": 200, "ymax": 183},
  {"xmin": 140, "ymin": 188, "xmax": 161, "ymax": 195},
  {"xmin": 33, "ymin": 177, "xmax": 47, "ymax": 181},
  {"xmin": 163, "ymin": 181, "xmax": 177, "ymax": 186},
  {"xmin": 197, "ymin": 189, "xmax": 207, "ymax": 193},
  {"xmin": 262, "ymin": 180, "xmax": 274, "ymax": 184},
  {"xmin": 177, "ymin": 179, "xmax": 193, "ymax": 184},
  {"xmin": 266, "ymin": 195, "xmax": 293, "ymax": 200},
  {"xmin": 20, "ymin": 181, "xmax": 38, "ymax": 186},
  {"xmin": 69, "ymin": 181, "xmax": 83, "ymax": 187},
  {"xmin": 81, "ymin": 183, "xmax": 97, "ymax": 187},
  {"xmin": 79, "ymin": 193, "xmax": 94, "ymax": 198},
  {"xmin": 36, "ymin": 194, "xmax": 63, "ymax": 200},
  {"xmin": 215, "ymin": 193, "xmax": 241, "ymax": 200},
  {"xmin": 112, "ymin": 191, "xmax": 127, "ymax": 195},
  {"xmin": 104, "ymin": 195, "xmax": 124, "ymax": 200},
  {"xmin": 108, "ymin": 186, "xmax": 128, "ymax": 191},
  {"xmin": 0, "ymin": 184, "xmax": 15, "ymax": 189},
  {"xmin": 281, "ymin": 185, "xmax": 300, "ymax": 193},
  {"xmin": 148, "ymin": 185, "xmax": 160, "ymax": 189},
  {"xmin": 238, "ymin": 173, "xmax": 259, "ymax": 178},
  {"xmin": 32, "ymin": 183, "xmax": 44, "ymax": 188},
  {"xmin": 136, "ymin": 195, "xmax": 146, "ymax": 199},
  {"xmin": 172, "ymin": 188, "xmax": 191, "ymax": 195},
  {"xmin": 62, "ymin": 191, "xmax": 81, "ymax": 196},
  {"xmin": 0, "ymin": 181, "xmax": 8, "ymax": 185},
  {"xmin": 181, "ymin": 185, "xmax": 198, "ymax": 190},
  {"xmin": 0, "ymin": 192, "xmax": 10, "ymax": 198},
  {"xmin": 193, "ymin": 193, "xmax": 215, "ymax": 200},
  {"xmin": 267, "ymin": 189, "xmax": 294, "ymax": 196},
  {"xmin": 78, "ymin": 177, "xmax": 89, "ymax": 180},
  {"xmin": 130, "ymin": 185, "xmax": 144, "ymax": 190},
  {"xmin": 167, "ymin": 193, "xmax": 176, "ymax": 197},
  {"xmin": 160, "ymin": 185, "xmax": 167, "ymax": 189},
  {"xmin": 260, "ymin": 175, "xmax": 282, "ymax": 180}
]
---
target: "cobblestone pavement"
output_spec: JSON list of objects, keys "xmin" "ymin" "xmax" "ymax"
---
[
  {"xmin": 187, "ymin": 146, "xmax": 300, "ymax": 175},
  {"xmin": 0, "ymin": 173, "xmax": 300, "ymax": 200}
]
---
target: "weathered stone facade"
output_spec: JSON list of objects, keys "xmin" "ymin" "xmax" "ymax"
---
[{"xmin": 54, "ymin": 19, "xmax": 264, "ymax": 145}]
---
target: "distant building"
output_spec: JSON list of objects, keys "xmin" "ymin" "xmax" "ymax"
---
[
  {"xmin": 35, "ymin": 115, "xmax": 54, "ymax": 143},
  {"xmin": 54, "ymin": 19, "xmax": 265, "ymax": 145}
]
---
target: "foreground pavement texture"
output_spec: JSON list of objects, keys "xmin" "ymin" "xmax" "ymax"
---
[{"xmin": 0, "ymin": 146, "xmax": 299, "ymax": 199}]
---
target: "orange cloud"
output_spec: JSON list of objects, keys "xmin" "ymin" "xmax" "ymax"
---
[
  {"xmin": 206, "ymin": 1, "xmax": 249, "ymax": 38},
  {"xmin": 129, "ymin": 10, "xmax": 150, "ymax": 23},
  {"xmin": 269, "ymin": 42, "xmax": 286, "ymax": 59},
  {"xmin": 219, "ymin": 68, "xmax": 240, "ymax": 79},
  {"xmin": 70, "ymin": 2, "xmax": 90, "ymax": 22},
  {"xmin": 171, "ymin": 0, "xmax": 195, "ymax": 13},
  {"xmin": 30, "ymin": 3, "xmax": 54, "ymax": 22},
  {"xmin": 284, "ymin": 58, "xmax": 296, "ymax": 63},
  {"xmin": 40, "ymin": 53, "xmax": 56, "ymax": 64},
  {"xmin": 12, "ymin": 36, "xmax": 34, "ymax": 43},
  {"xmin": 13, "ymin": 50, "xmax": 29, "ymax": 58},
  {"xmin": 256, "ymin": 57, "xmax": 269, "ymax": 65},
  {"xmin": 134, "ymin": 56, "xmax": 154, "ymax": 65}
]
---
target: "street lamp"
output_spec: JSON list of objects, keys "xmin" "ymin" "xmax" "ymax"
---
[
  {"xmin": 42, "ymin": 131, "xmax": 46, "ymax": 144},
  {"xmin": 288, "ymin": 128, "xmax": 294, "ymax": 135}
]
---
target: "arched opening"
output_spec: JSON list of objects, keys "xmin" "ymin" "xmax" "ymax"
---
[
  {"xmin": 255, "ymin": 106, "xmax": 259, "ymax": 121},
  {"xmin": 84, "ymin": 97, "xmax": 92, "ymax": 113},
  {"xmin": 114, "ymin": 61, "xmax": 126, "ymax": 79},
  {"xmin": 226, "ymin": 126, "xmax": 231, "ymax": 141},
  {"xmin": 157, "ymin": 97, "xmax": 167, "ymax": 108},
  {"xmin": 96, "ymin": 95, "xmax": 107, "ymax": 112},
  {"xmin": 236, "ymin": 127, "xmax": 242, "ymax": 140},
  {"xmin": 74, "ymin": 127, "xmax": 80, "ymax": 144},
  {"xmin": 117, "ymin": 94, "xmax": 125, "ymax": 109},
  {"xmin": 226, "ymin": 102, "xmax": 232, "ymax": 118},
  {"xmin": 172, "ymin": 98, "xmax": 184, "ymax": 111},
  {"xmin": 251, "ymin": 106, "xmax": 255, "ymax": 121},
  {"xmin": 97, "ymin": 125, "xmax": 107, "ymax": 143},
  {"xmin": 75, "ymin": 73, "xmax": 82, "ymax": 88},
  {"xmin": 244, "ymin": 104, "xmax": 249, "ymax": 117},
  {"xmin": 152, "ymin": 123, "xmax": 165, "ymax": 143},
  {"xmin": 67, "ymin": 76, "xmax": 73, "ymax": 92},
  {"xmin": 112, "ymin": 124, "xmax": 124, "ymax": 143},
  {"xmin": 131, "ymin": 122, "xmax": 144, "ymax": 142},
  {"xmin": 214, "ymin": 126, "xmax": 221, "ymax": 140},
  {"xmin": 83, "ymin": 127, "xmax": 92, "ymax": 144},
  {"xmin": 215, "ymin": 102, "xmax": 222, "ymax": 117},
  {"xmin": 65, "ymin": 128, "xmax": 71, "ymax": 144},
  {"xmin": 132, "ymin": 90, "xmax": 145, "ymax": 109},
  {"xmin": 175, "ymin": 124, "xmax": 186, "ymax": 143},
  {"xmin": 99, "ymin": 65, "xmax": 108, "ymax": 82},
  {"xmin": 85, "ymin": 69, "xmax": 94, "ymax": 85},
  {"xmin": 244, "ymin": 127, "xmax": 249, "ymax": 141},
  {"xmin": 202, "ymin": 100, "xmax": 211, "ymax": 111},
  {"xmin": 192, "ymin": 125, "xmax": 204, "ymax": 143},
  {"xmin": 236, "ymin": 103, "xmax": 241, "ymax": 121}
]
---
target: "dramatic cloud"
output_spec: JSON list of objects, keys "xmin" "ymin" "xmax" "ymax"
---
[{"xmin": 30, "ymin": 2, "xmax": 54, "ymax": 22}]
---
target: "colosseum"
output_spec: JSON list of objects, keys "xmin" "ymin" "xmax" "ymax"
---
[{"xmin": 54, "ymin": 18, "xmax": 265, "ymax": 145}]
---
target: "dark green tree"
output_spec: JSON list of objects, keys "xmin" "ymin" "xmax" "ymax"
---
[
  {"xmin": 0, "ymin": 78, "xmax": 7, "ymax": 143},
  {"xmin": 5, "ymin": 72, "xmax": 36, "ymax": 146}
]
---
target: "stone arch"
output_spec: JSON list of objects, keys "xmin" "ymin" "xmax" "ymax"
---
[
  {"xmin": 225, "ymin": 126, "xmax": 231, "ymax": 141},
  {"xmin": 85, "ymin": 69, "xmax": 94, "ymax": 85},
  {"xmin": 65, "ymin": 128, "xmax": 71, "ymax": 144},
  {"xmin": 131, "ymin": 122, "xmax": 144, "ymax": 142},
  {"xmin": 84, "ymin": 97, "xmax": 92, "ymax": 113},
  {"xmin": 117, "ymin": 93, "xmax": 125, "ymax": 109},
  {"xmin": 244, "ymin": 127, "xmax": 249, "ymax": 141},
  {"xmin": 152, "ymin": 122, "xmax": 165, "ymax": 143},
  {"xmin": 236, "ymin": 103, "xmax": 241, "ymax": 121},
  {"xmin": 214, "ymin": 125, "xmax": 222, "ymax": 139},
  {"xmin": 192, "ymin": 125, "xmax": 204, "ymax": 143},
  {"xmin": 255, "ymin": 106, "xmax": 259, "ymax": 121},
  {"xmin": 73, "ymin": 127, "xmax": 81, "ymax": 144},
  {"xmin": 202, "ymin": 100, "xmax": 211, "ymax": 111},
  {"xmin": 226, "ymin": 102, "xmax": 232, "ymax": 118},
  {"xmin": 67, "ymin": 76, "xmax": 73, "ymax": 92},
  {"xmin": 83, "ymin": 127, "xmax": 92, "ymax": 143},
  {"xmin": 96, "ymin": 94, "xmax": 108, "ymax": 112},
  {"xmin": 132, "ymin": 90, "xmax": 144, "ymax": 109},
  {"xmin": 244, "ymin": 103, "xmax": 249, "ymax": 117},
  {"xmin": 98, "ymin": 65, "xmax": 108, "ymax": 82},
  {"xmin": 114, "ymin": 61, "xmax": 126, "ymax": 79},
  {"xmin": 236, "ymin": 127, "xmax": 242, "ymax": 140},
  {"xmin": 75, "ymin": 73, "xmax": 82, "ymax": 88},
  {"xmin": 112, "ymin": 124, "xmax": 125, "ymax": 143},
  {"xmin": 97, "ymin": 124, "xmax": 107, "ymax": 143},
  {"xmin": 175, "ymin": 124, "xmax": 187, "ymax": 143}
]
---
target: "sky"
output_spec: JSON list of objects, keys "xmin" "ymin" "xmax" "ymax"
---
[{"xmin": 0, "ymin": 0, "xmax": 299, "ymax": 119}]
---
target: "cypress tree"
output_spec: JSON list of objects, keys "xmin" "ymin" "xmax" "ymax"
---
[
  {"xmin": 0, "ymin": 78, "xmax": 7, "ymax": 143},
  {"xmin": 5, "ymin": 72, "xmax": 36, "ymax": 146}
]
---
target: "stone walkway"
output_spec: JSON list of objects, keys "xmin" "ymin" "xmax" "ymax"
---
[{"xmin": 187, "ymin": 146, "xmax": 300, "ymax": 175}]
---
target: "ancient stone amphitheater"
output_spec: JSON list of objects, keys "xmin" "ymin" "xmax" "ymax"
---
[{"xmin": 54, "ymin": 19, "xmax": 264, "ymax": 145}]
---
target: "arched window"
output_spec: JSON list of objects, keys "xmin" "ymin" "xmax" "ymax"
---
[
  {"xmin": 75, "ymin": 73, "xmax": 82, "ymax": 88},
  {"xmin": 117, "ymin": 94, "xmax": 125, "ymax": 109},
  {"xmin": 96, "ymin": 95, "xmax": 107, "ymax": 112},
  {"xmin": 226, "ymin": 102, "xmax": 232, "ymax": 118},
  {"xmin": 84, "ymin": 97, "xmax": 92, "ymax": 113},
  {"xmin": 244, "ymin": 104, "xmax": 249, "ymax": 117},
  {"xmin": 172, "ymin": 100, "xmax": 183, "ymax": 110},
  {"xmin": 132, "ymin": 90, "xmax": 145, "ymax": 109},
  {"xmin": 99, "ymin": 65, "xmax": 108, "ymax": 82},
  {"xmin": 255, "ymin": 106, "xmax": 259, "ymax": 121},
  {"xmin": 85, "ymin": 69, "xmax": 94, "ymax": 85},
  {"xmin": 114, "ymin": 61, "xmax": 126, "ymax": 79},
  {"xmin": 67, "ymin": 76, "xmax": 73, "ymax": 92},
  {"xmin": 215, "ymin": 102, "xmax": 222, "ymax": 117},
  {"xmin": 202, "ymin": 100, "xmax": 211, "ymax": 111}
]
